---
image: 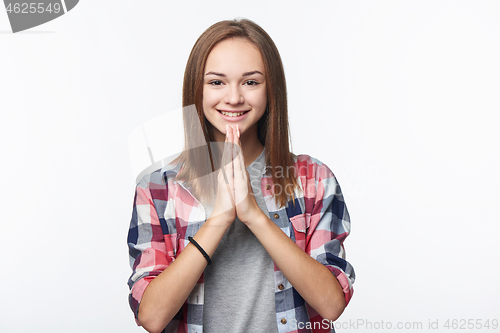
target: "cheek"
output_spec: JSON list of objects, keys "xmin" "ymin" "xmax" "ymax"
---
[
  {"xmin": 202, "ymin": 87, "xmax": 222, "ymax": 108},
  {"xmin": 248, "ymin": 89, "xmax": 267, "ymax": 108}
]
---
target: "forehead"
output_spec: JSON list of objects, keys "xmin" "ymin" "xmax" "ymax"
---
[{"xmin": 205, "ymin": 38, "xmax": 265, "ymax": 73}]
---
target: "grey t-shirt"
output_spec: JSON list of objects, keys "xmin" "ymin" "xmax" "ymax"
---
[{"xmin": 203, "ymin": 149, "xmax": 279, "ymax": 333}]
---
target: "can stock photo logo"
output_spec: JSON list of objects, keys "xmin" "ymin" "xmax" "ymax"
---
[{"xmin": 3, "ymin": 0, "xmax": 78, "ymax": 33}]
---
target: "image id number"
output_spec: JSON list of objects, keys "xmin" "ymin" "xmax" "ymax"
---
[
  {"xmin": 6, "ymin": 3, "xmax": 62, "ymax": 14},
  {"xmin": 444, "ymin": 319, "xmax": 498, "ymax": 330}
]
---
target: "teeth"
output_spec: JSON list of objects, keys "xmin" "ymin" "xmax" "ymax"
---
[{"xmin": 221, "ymin": 111, "xmax": 246, "ymax": 117}]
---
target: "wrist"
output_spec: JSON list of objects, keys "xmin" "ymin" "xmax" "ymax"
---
[
  {"xmin": 243, "ymin": 209, "xmax": 270, "ymax": 229},
  {"xmin": 207, "ymin": 210, "xmax": 234, "ymax": 227}
]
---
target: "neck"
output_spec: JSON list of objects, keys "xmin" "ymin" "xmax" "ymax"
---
[
  {"xmin": 239, "ymin": 131, "xmax": 264, "ymax": 168},
  {"xmin": 212, "ymin": 125, "xmax": 264, "ymax": 168}
]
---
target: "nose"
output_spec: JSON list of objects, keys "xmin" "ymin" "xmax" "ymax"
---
[{"xmin": 224, "ymin": 85, "xmax": 244, "ymax": 105}]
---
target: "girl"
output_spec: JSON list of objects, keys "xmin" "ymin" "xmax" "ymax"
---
[{"xmin": 128, "ymin": 18, "xmax": 355, "ymax": 333}]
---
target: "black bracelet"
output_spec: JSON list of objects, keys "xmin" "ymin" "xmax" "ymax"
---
[{"xmin": 188, "ymin": 236, "xmax": 212, "ymax": 265}]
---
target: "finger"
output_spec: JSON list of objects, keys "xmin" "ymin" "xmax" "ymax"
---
[
  {"xmin": 234, "ymin": 125, "xmax": 247, "ymax": 183},
  {"xmin": 227, "ymin": 125, "xmax": 236, "ymax": 181},
  {"xmin": 227, "ymin": 125, "xmax": 234, "ymax": 151},
  {"xmin": 225, "ymin": 126, "xmax": 236, "ymax": 207},
  {"xmin": 232, "ymin": 133, "xmax": 249, "ymax": 209},
  {"xmin": 220, "ymin": 125, "xmax": 230, "ymax": 185},
  {"xmin": 220, "ymin": 127, "xmax": 233, "ymax": 189},
  {"xmin": 232, "ymin": 140, "xmax": 245, "ymax": 181}
]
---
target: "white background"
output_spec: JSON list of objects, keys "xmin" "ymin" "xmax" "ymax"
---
[{"xmin": 1, "ymin": 1, "xmax": 499, "ymax": 332}]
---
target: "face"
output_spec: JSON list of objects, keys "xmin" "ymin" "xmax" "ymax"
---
[{"xmin": 203, "ymin": 38, "xmax": 267, "ymax": 142}]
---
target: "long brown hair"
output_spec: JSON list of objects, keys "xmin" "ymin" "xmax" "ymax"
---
[{"xmin": 176, "ymin": 18, "xmax": 299, "ymax": 207}]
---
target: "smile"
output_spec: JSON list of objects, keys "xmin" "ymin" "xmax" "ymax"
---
[{"xmin": 218, "ymin": 110, "xmax": 249, "ymax": 117}]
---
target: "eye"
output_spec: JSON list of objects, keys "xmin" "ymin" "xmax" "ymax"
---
[
  {"xmin": 208, "ymin": 80, "xmax": 223, "ymax": 86},
  {"xmin": 244, "ymin": 80, "xmax": 259, "ymax": 86}
]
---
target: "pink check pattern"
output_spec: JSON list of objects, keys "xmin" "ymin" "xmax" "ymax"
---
[{"xmin": 127, "ymin": 154, "xmax": 355, "ymax": 333}]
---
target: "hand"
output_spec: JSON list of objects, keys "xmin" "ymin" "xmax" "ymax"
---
[
  {"xmin": 209, "ymin": 125, "xmax": 263, "ymax": 225},
  {"xmin": 208, "ymin": 125, "xmax": 237, "ymax": 225},
  {"xmin": 228, "ymin": 125, "xmax": 264, "ymax": 224}
]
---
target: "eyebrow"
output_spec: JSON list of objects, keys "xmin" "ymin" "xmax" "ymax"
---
[{"xmin": 205, "ymin": 70, "xmax": 264, "ymax": 77}]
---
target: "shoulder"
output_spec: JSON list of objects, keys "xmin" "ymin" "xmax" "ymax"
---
[
  {"xmin": 136, "ymin": 162, "xmax": 182, "ymax": 190},
  {"xmin": 291, "ymin": 153, "xmax": 336, "ymax": 182},
  {"xmin": 290, "ymin": 153, "xmax": 343, "ymax": 203},
  {"xmin": 133, "ymin": 163, "xmax": 185, "ymax": 210}
]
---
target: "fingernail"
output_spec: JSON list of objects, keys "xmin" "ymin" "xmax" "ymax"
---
[
  {"xmin": 226, "ymin": 125, "xmax": 228, "ymax": 134},
  {"xmin": 237, "ymin": 125, "xmax": 240, "ymax": 138}
]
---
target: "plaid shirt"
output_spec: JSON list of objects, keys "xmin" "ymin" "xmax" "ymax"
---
[{"xmin": 127, "ymin": 154, "xmax": 355, "ymax": 333}]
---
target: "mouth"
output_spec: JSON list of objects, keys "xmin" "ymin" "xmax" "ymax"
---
[
  {"xmin": 217, "ymin": 109, "xmax": 250, "ymax": 122},
  {"xmin": 218, "ymin": 110, "xmax": 249, "ymax": 117}
]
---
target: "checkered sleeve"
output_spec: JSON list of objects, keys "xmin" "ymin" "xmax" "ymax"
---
[
  {"xmin": 127, "ymin": 171, "xmax": 173, "ymax": 325},
  {"xmin": 292, "ymin": 156, "xmax": 355, "ymax": 307}
]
